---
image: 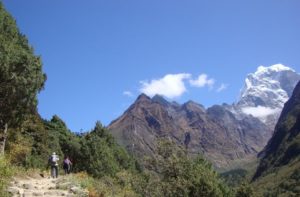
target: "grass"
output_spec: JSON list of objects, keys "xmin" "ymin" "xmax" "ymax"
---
[
  {"xmin": 58, "ymin": 171, "xmax": 140, "ymax": 197},
  {"xmin": 0, "ymin": 156, "xmax": 15, "ymax": 197}
]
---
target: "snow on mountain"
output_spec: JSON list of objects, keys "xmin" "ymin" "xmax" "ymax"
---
[
  {"xmin": 255, "ymin": 64, "xmax": 294, "ymax": 75},
  {"xmin": 237, "ymin": 64, "xmax": 300, "ymax": 123}
]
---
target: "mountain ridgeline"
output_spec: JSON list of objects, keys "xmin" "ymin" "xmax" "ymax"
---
[
  {"xmin": 109, "ymin": 65, "xmax": 300, "ymax": 170},
  {"xmin": 109, "ymin": 94, "xmax": 269, "ymax": 169}
]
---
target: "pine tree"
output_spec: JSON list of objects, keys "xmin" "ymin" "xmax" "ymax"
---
[{"xmin": 0, "ymin": 2, "xmax": 46, "ymax": 155}]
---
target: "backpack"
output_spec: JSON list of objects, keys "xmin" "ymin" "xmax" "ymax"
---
[{"xmin": 49, "ymin": 156, "xmax": 57, "ymax": 165}]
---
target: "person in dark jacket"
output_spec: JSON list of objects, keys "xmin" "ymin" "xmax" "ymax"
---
[{"xmin": 63, "ymin": 156, "xmax": 72, "ymax": 175}]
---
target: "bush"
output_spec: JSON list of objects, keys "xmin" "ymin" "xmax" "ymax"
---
[
  {"xmin": 138, "ymin": 139, "xmax": 232, "ymax": 197},
  {"xmin": 0, "ymin": 156, "xmax": 14, "ymax": 196},
  {"xmin": 60, "ymin": 172, "xmax": 140, "ymax": 197},
  {"xmin": 77, "ymin": 121, "xmax": 136, "ymax": 178},
  {"xmin": 235, "ymin": 182, "xmax": 254, "ymax": 197}
]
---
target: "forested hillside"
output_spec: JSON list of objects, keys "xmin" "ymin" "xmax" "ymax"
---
[{"xmin": 251, "ymin": 81, "xmax": 300, "ymax": 196}]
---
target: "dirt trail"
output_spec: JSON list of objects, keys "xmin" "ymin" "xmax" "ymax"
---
[{"xmin": 8, "ymin": 175, "xmax": 88, "ymax": 197}]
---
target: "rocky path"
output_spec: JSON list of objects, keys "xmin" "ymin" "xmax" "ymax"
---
[{"xmin": 7, "ymin": 175, "xmax": 88, "ymax": 197}]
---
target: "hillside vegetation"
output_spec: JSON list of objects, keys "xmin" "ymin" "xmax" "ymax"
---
[{"xmin": 252, "ymin": 81, "xmax": 300, "ymax": 196}]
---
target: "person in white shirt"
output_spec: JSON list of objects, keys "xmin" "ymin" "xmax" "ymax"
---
[{"xmin": 49, "ymin": 152, "xmax": 59, "ymax": 178}]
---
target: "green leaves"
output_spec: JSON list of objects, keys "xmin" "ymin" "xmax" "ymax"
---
[
  {"xmin": 235, "ymin": 182, "xmax": 254, "ymax": 197},
  {"xmin": 0, "ymin": 2, "xmax": 46, "ymax": 129},
  {"xmin": 78, "ymin": 122, "xmax": 135, "ymax": 178},
  {"xmin": 142, "ymin": 139, "xmax": 231, "ymax": 197},
  {"xmin": 0, "ymin": 156, "xmax": 15, "ymax": 196}
]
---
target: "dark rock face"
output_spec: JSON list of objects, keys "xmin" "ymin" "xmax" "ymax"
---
[
  {"xmin": 278, "ymin": 70, "xmax": 300, "ymax": 97},
  {"xmin": 109, "ymin": 94, "xmax": 271, "ymax": 169},
  {"xmin": 253, "ymin": 81, "xmax": 300, "ymax": 180}
]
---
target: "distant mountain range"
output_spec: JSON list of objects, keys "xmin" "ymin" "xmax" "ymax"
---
[{"xmin": 109, "ymin": 64, "xmax": 300, "ymax": 169}]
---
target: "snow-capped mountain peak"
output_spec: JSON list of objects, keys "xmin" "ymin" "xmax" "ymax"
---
[
  {"xmin": 237, "ymin": 64, "xmax": 300, "ymax": 124},
  {"xmin": 255, "ymin": 64, "xmax": 294, "ymax": 76}
]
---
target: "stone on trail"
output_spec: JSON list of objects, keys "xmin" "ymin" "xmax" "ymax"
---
[
  {"xmin": 32, "ymin": 191, "xmax": 44, "ymax": 196},
  {"xmin": 23, "ymin": 183, "xmax": 34, "ymax": 190},
  {"xmin": 44, "ymin": 190, "xmax": 66, "ymax": 196},
  {"xmin": 70, "ymin": 186, "xmax": 89, "ymax": 196},
  {"xmin": 7, "ymin": 187, "xmax": 19, "ymax": 195}
]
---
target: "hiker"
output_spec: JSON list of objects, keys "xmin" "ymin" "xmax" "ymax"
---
[
  {"xmin": 63, "ymin": 156, "xmax": 72, "ymax": 175},
  {"xmin": 49, "ymin": 152, "xmax": 59, "ymax": 178}
]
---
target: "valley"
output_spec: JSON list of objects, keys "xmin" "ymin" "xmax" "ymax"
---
[{"xmin": 1, "ymin": 1, "xmax": 300, "ymax": 196}]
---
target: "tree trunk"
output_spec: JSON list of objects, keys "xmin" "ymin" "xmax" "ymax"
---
[{"xmin": 0, "ymin": 123, "xmax": 8, "ymax": 155}]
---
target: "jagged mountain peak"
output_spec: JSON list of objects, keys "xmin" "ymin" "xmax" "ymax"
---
[
  {"xmin": 109, "ymin": 92, "xmax": 271, "ymax": 169},
  {"xmin": 255, "ymin": 64, "xmax": 294, "ymax": 76},
  {"xmin": 237, "ymin": 64, "xmax": 300, "ymax": 124},
  {"xmin": 183, "ymin": 100, "xmax": 205, "ymax": 109},
  {"xmin": 136, "ymin": 93, "xmax": 151, "ymax": 101},
  {"xmin": 152, "ymin": 94, "xmax": 170, "ymax": 106},
  {"xmin": 240, "ymin": 64, "xmax": 298, "ymax": 101}
]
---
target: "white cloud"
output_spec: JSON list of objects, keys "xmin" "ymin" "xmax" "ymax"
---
[
  {"xmin": 123, "ymin": 91, "xmax": 134, "ymax": 97},
  {"xmin": 189, "ymin": 74, "xmax": 215, "ymax": 88},
  {"xmin": 216, "ymin": 83, "xmax": 228, "ymax": 92},
  {"xmin": 140, "ymin": 73, "xmax": 191, "ymax": 99},
  {"xmin": 241, "ymin": 106, "xmax": 281, "ymax": 119}
]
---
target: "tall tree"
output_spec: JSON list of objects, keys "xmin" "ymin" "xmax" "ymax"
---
[{"xmin": 0, "ymin": 3, "xmax": 46, "ymax": 155}]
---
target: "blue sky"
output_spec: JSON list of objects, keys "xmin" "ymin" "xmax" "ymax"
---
[{"xmin": 3, "ymin": 0, "xmax": 300, "ymax": 132}]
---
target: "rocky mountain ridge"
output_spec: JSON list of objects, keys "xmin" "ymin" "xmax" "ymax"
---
[
  {"xmin": 109, "ymin": 65, "xmax": 300, "ymax": 169},
  {"xmin": 109, "ymin": 93, "xmax": 269, "ymax": 169}
]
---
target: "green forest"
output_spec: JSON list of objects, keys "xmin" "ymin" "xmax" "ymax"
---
[{"xmin": 0, "ymin": 2, "xmax": 299, "ymax": 197}]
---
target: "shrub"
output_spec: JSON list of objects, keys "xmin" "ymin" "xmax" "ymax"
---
[
  {"xmin": 0, "ymin": 156, "xmax": 14, "ymax": 196},
  {"xmin": 139, "ymin": 139, "xmax": 232, "ymax": 197}
]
